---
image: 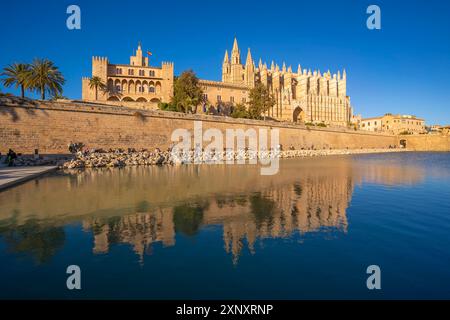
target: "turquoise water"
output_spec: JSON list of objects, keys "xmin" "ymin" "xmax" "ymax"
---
[{"xmin": 0, "ymin": 152, "xmax": 450, "ymax": 299}]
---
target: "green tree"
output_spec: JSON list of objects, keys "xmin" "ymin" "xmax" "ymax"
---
[
  {"xmin": 88, "ymin": 76, "xmax": 106, "ymax": 100},
  {"xmin": 158, "ymin": 102, "xmax": 178, "ymax": 112},
  {"xmin": 171, "ymin": 70, "xmax": 203, "ymax": 113},
  {"xmin": 27, "ymin": 58, "xmax": 65, "ymax": 100},
  {"xmin": 247, "ymin": 82, "xmax": 275, "ymax": 120},
  {"xmin": 0, "ymin": 63, "xmax": 31, "ymax": 98},
  {"xmin": 231, "ymin": 103, "xmax": 249, "ymax": 119}
]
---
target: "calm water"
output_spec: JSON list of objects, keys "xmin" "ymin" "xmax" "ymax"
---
[{"xmin": 1, "ymin": 152, "xmax": 450, "ymax": 299}]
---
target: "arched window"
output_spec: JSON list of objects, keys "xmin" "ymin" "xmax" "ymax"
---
[{"xmin": 149, "ymin": 86, "xmax": 155, "ymax": 93}]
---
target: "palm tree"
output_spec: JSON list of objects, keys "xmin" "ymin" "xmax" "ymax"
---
[
  {"xmin": 50, "ymin": 93, "xmax": 68, "ymax": 101},
  {"xmin": 27, "ymin": 58, "xmax": 65, "ymax": 100},
  {"xmin": 0, "ymin": 63, "xmax": 31, "ymax": 98},
  {"xmin": 88, "ymin": 76, "xmax": 106, "ymax": 100}
]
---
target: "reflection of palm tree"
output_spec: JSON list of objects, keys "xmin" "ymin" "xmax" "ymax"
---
[
  {"xmin": 173, "ymin": 202, "xmax": 208, "ymax": 237},
  {"xmin": 0, "ymin": 219, "xmax": 65, "ymax": 264}
]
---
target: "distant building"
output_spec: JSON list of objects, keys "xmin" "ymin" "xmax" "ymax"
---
[{"xmin": 360, "ymin": 113, "xmax": 426, "ymax": 134}]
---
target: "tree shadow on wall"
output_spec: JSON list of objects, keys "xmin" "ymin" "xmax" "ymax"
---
[{"xmin": 0, "ymin": 96, "xmax": 49, "ymax": 122}]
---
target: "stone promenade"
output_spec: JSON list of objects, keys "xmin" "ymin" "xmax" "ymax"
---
[{"xmin": 0, "ymin": 166, "xmax": 57, "ymax": 191}]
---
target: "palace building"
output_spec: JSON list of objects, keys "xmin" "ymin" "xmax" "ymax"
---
[
  {"xmin": 82, "ymin": 43, "xmax": 174, "ymax": 106},
  {"xmin": 82, "ymin": 39, "xmax": 354, "ymax": 126}
]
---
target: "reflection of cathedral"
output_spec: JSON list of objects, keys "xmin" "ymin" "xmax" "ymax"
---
[
  {"xmin": 83, "ymin": 172, "xmax": 353, "ymax": 264},
  {"xmin": 0, "ymin": 155, "xmax": 428, "ymax": 265},
  {"xmin": 83, "ymin": 208, "xmax": 175, "ymax": 263}
]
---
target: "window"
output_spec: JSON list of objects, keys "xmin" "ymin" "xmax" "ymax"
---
[
  {"xmin": 139, "ymin": 70, "xmax": 145, "ymax": 76},
  {"xmin": 217, "ymin": 95, "xmax": 222, "ymax": 102},
  {"xmin": 230, "ymin": 96, "xmax": 234, "ymax": 103},
  {"xmin": 115, "ymin": 85, "xmax": 121, "ymax": 92},
  {"xmin": 202, "ymin": 93, "xmax": 208, "ymax": 101},
  {"xmin": 116, "ymin": 68, "xmax": 122, "ymax": 75},
  {"xmin": 128, "ymin": 69, "xmax": 134, "ymax": 76},
  {"xmin": 138, "ymin": 86, "xmax": 143, "ymax": 93},
  {"xmin": 242, "ymin": 97, "xmax": 246, "ymax": 103},
  {"xmin": 149, "ymin": 70, "xmax": 155, "ymax": 77},
  {"xmin": 149, "ymin": 86, "xmax": 155, "ymax": 93}
]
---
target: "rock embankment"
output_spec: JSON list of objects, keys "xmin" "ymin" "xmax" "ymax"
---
[{"xmin": 61, "ymin": 148, "xmax": 406, "ymax": 169}]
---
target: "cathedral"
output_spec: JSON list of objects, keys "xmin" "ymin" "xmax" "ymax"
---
[{"xmin": 209, "ymin": 38, "xmax": 354, "ymax": 125}]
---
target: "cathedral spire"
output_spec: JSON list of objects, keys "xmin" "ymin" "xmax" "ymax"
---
[
  {"xmin": 232, "ymin": 37, "xmax": 239, "ymax": 53},
  {"xmin": 231, "ymin": 38, "xmax": 241, "ymax": 64},
  {"xmin": 258, "ymin": 58, "xmax": 263, "ymax": 69},
  {"xmin": 282, "ymin": 62, "xmax": 286, "ymax": 72},
  {"xmin": 343, "ymin": 69, "xmax": 347, "ymax": 79},
  {"xmin": 223, "ymin": 50, "xmax": 229, "ymax": 63},
  {"xmin": 245, "ymin": 48, "xmax": 253, "ymax": 66},
  {"xmin": 297, "ymin": 64, "xmax": 302, "ymax": 75}
]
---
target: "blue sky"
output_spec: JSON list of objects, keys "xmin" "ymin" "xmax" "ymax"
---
[{"xmin": 1, "ymin": 0, "xmax": 449, "ymax": 124}]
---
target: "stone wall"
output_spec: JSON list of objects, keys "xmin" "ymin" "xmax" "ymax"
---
[
  {"xmin": 399, "ymin": 134, "xmax": 450, "ymax": 151},
  {"xmin": 0, "ymin": 98, "xmax": 407, "ymax": 155}
]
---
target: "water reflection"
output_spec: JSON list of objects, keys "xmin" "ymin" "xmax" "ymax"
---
[{"xmin": 0, "ymin": 154, "xmax": 427, "ymax": 265}]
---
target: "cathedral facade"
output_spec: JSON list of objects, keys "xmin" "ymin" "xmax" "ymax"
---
[{"xmin": 208, "ymin": 38, "xmax": 354, "ymax": 125}]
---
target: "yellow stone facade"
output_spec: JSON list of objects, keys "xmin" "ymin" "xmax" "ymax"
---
[
  {"xmin": 360, "ymin": 113, "xmax": 426, "ymax": 134},
  {"xmin": 206, "ymin": 38, "xmax": 354, "ymax": 125},
  {"xmin": 82, "ymin": 40, "xmax": 354, "ymax": 125},
  {"xmin": 82, "ymin": 43, "xmax": 174, "ymax": 109}
]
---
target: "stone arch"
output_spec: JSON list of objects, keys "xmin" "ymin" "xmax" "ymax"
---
[
  {"xmin": 128, "ymin": 80, "xmax": 135, "ymax": 94},
  {"xmin": 293, "ymin": 106, "xmax": 305, "ymax": 123},
  {"xmin": 155, "ymin": 81, "xmax": 162, "ymax": 94},
  {"xmin": 107, "ymin": 79, "xmax": 114, "ymax": 91},
  {"xmin": 136, "ymin": 80, "xmax": 142, "ymax": 94},
  {"xmin": 142, "ymin": 81, "xmax": 148, "ymax": 94},
  {"xmin": 114, "ymin": 79, "xmax": 121, "ymax": 93},
  {"xmin": 136, "ymin": 97, "xmax": 148, "ymax": 102},
  {"xmin": 150, "ymin": 98, "xmax": 161, "ymax": 103},
  {"xmin": 121, "ymin": 79, "xmax": 127, "ymax": 93},
  {"xmin": 123, "ymin": 97, "xmax": 135, "ymax": 102},
  {"xmin": 149, "ymin": 81, "xmax": 155, "ymax": 93},
  {"xmin": 107, "ymin": 96, "xmax": 120, "ymax": 101}
]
